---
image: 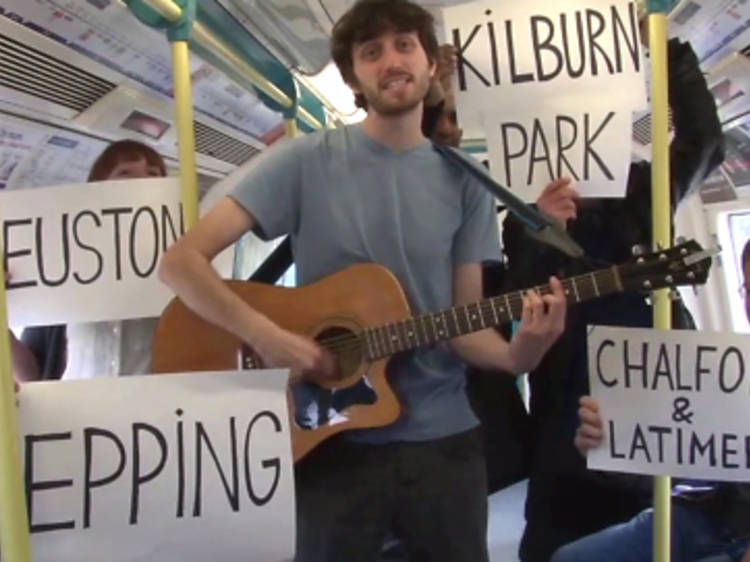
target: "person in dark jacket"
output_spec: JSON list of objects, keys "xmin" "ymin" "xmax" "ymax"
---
[
  {"xmin": 552, "ymin": 394, "xmax": 749, "ymax": 562},
  {"xmin": 502, "ymin": 38, "xmax": 725, "ymax": 562}
]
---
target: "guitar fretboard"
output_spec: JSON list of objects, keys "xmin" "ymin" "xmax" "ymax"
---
[{"xmin": 360, "ymin": 266, "xmax": 623, "ymax": 361}]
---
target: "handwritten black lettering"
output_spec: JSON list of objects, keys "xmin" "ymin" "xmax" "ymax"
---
[
  {"xmin": 176, "ymin": 409, "xmax": 186, "ymax": 518},
  {"xmin": 527, "ymin": 119, "xmax": 554, "ymax": 184},
  {"xmin": 586, "ymin": 10, "xmax": 614, "ymax": 76},
  {"xmin": 193, "ymin": 419, "xmax": 240, "ymax": 517},
  {"xmin": 583, "ymin": 112, "xmax": 615, "ymax": 180},
  {"xmin": 129, "ymin": 207, "xmax": 159, "ymax": 278},
  {"xmin": 689, "ymin": 432, "xmax": 716, "ymax": 467},
  {"xmin": 36, "ymin": 215, "xmax": 70, "ymax": 287},
  {"xmin": 244, "ymin": 411, "xmax": 282, "ymax": 506},
  {"xmin": 531, "ymin": 16, "xmax": 563, "ymax": 81},
  {"xmin": 101, "ymin": 207, "xmax": 133, "ymax": 281},
  {"xmin": 501, "ymin": 122, "xmax": 528, "ymax": 186},
  {"xmin": 628, "ymin": 423, "xmax": 651, "ymax": 462},
  {"xmin": 25, "ymin": 433, "xmax": 75, "ymax": 533},
  {"xmin": 695, "ymin": 346, "xmax": 717, "ymax": 392},
  {"xmin": 722, "ymin": 434, "xmax": 739, "ymax": 469},
  {"xmin": 719, "ymin": 346, "xmax": 744, "ymax": 394},
  {"xmin": 622, "ymin": 340, "xmax": 648, "ymax": 389},
  {"xmin": 648, "ymin": 425, "xmax": 672, "ymax": 463},
  {"xmin": 556, "ymin": 116, "xmax": 580, "ymax": 180},
  {"xmin": 453, "ymin": 25, "xmax": 490, "ymax": 91},
  {"xmin": 611, "ymin": 3, "xmax": 640, "ymax": 73},
  {"xmin": 560, "ymin": 12, "xmax": 586, "ymax": 78},
  {"xmin": 608, "ymin": 419, "xmax": 625, "ymax": 458},
  {"xmin": 83, "ymin": 427, "xmax": 126, "ymax": 528},
  {"xmin": 4, "ymin": 219, "xmax": 37, "ymax": 289},
  {"xmin": 505, "ymin": 20, "xmax": 534, "ymax": 83},
  {"xmin": 652, "ymin": 343, "xmax": 675, "ymax": 391},
  {"xmin": 72, "ymin": 211, "xmax": 103, "ymax": 285},
  {"xmin": 130, "ymin": 423, "xmax": 168, "ymax": 525}
]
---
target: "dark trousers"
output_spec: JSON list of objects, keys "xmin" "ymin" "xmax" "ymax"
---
[{"xmin": 295, "ymin": 428, "xmax": 489, "ymax": 562}]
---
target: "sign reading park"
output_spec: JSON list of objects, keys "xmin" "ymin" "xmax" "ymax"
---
[{"xmin": 442, "ymin": 0, "xmax": 647, "ymax": 200}]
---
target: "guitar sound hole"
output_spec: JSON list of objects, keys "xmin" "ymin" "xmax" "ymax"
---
[
  {"xmin": 315, "ymin": 326, "xmax": 362, "ymax": 382},
  {"xmin": 291, "ymin": 325, "xmax": 375, "ymax": 430}
]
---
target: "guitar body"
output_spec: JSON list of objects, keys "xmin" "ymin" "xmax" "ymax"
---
[
  {"xmin": 151, "ymin": 240, "xmax": 713, "ymax": 461},
  {"xmin": 151, "ymin": 264, "xmax": 410, "ymax": 461}
]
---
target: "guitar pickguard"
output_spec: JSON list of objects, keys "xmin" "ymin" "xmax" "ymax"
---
[{"xmin": 290, "ymin": 367, "xmax": 377, "ymax": 430}]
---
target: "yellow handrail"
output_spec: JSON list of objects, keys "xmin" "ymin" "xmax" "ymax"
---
[
  {"xmin": 172, "ymin": 41, "xmax": 200, "ymax": 229},
  {"xmin": 649, "ymin": 12, "xmax": 672, "ymax": 562},
  {"xmin": 140, "ymin": 0, "xmax": 324, "ymax": 131},
  {"xmin": 0, "ymin": 252, "xmax": 31, "ymax": 560},
  {"xmin": 143, "ymin": 0, "xmax": 182, "ymax": 21}
]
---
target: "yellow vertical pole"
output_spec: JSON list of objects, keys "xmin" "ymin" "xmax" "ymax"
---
[
  {"xmin": 285, "ymin": 118, "xmax": 298, "ymax": 139},
  {"xmin": 171, "ymin": 41, "xmax": 200, "ymax": 230},
  {"xmin": 649, "ymin": 12, "xmax": 672, "ymax": 562},
  {"xmin": 0, "ymin": 260, "xmax": 31, "ymax": 560}
]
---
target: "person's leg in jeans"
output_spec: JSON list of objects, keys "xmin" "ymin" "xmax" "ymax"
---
[
  {"xmin": 295, "ymin": 438, "xmax": 396, "ymax": 562},
  {"xmin": 551, "ymin": 504, "xmax": 734, "ymax": 562},
  {"xmin": 393, "ymin": 429, "xmax": 489, "ymax": 562}
]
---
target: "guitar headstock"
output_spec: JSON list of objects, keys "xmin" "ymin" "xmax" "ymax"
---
[{"xmin": 618, "ymin": 240, "xmax": 715, "ymax": 292}]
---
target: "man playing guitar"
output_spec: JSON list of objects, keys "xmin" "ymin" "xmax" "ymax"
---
[{"xmin": 158, "ymin": 0, "xmax": 567, "ymax": 559}]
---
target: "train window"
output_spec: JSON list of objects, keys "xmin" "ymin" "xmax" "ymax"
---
[{"xmin": 719, "ymin": 210, "xmax": 750, "ymax": 332}]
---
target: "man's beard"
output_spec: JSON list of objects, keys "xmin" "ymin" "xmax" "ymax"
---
[{"xmin": 360, "ymin": 71, "xmax": 431, "ymax": 116}]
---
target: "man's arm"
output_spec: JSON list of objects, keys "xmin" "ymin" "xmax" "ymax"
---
[
  {"xmin": 158, "ymin": 197, "xmax": 333, "ymax": 380},
  {"xmin": 448, "ymin": 262, "xmax": 565, "ymax": 374}
]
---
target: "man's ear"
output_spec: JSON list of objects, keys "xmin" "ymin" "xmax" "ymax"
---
[{"xmin": 428, "ymin": 59, "xmax": 437, "ymax": 79}]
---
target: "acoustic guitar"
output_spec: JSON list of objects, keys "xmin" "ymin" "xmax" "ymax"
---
[{"xmin": 151, "ymin": 240, "xmax": 713, "ymax": 462}]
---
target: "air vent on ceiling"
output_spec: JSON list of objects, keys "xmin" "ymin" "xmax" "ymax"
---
[
  {"xmin": 0, "ymin": 33, "xmax": 116, "ymax": 113},
  {"xmin": 193, "ymin": 120, "xmax": 261, "ymax": 166},
  {"xmin": 632, "ymin": 110, "xmax": 675, "ymax": 146}
]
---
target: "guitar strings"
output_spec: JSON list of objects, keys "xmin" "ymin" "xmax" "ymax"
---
[
  {"xmin": 311, "ymin": 269, "xmax": 622, "ymax": 356},
  {"xmin": 314, "ymin": 270, "xmax": 621, "ymax": 353}
]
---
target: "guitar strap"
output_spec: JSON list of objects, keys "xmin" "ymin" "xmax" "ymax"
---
[{"xmin": 431, "ymin": 142, "xmax": 584, "ymax": 259}]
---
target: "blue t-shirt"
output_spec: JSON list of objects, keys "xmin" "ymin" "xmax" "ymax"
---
[{"xmin": 230, "ymin": 124, "xmax": 501, "ymax": 442}]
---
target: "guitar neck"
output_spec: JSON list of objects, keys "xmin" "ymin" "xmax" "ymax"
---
[{"xmin": 361, "ymin": 265, "xmax": 624, "ymax": 361}]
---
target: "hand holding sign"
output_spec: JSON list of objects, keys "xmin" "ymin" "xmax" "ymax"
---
[
  {"xmin": 574, "ymin": 396, "xmax": 604, "ymax": 456},
  {"xmin": 535, "ymin": 177, "xmax": 579, "ymax": 227},
  {"xmin": 587, "ymin": 326, "xmax": 750, "ymax": 482}
]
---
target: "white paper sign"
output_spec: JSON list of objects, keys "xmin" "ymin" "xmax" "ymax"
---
[
  {"xmin": 442, "ymin": 0, "xmax": 647, "ymax": 133},
  {"xmin": 485, "ymin": 102, "xmax": 633, "ymax": 200},
  {"xmin": 18, "ymin": 370, "xmax": 295, "ymax": 562},
  {"xmin": 587, "ymin": 326, "xmax": 750, "ymax": 482},
  {"xmin": 1, "ymin": 177, "xmax": 183, "ymax": 326},
  {"xmin": 442, "ymin": 0, "xmax": 648, "ymax": 200}
]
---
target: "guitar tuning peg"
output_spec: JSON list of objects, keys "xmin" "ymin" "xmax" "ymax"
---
[
  {"xmin": 631, "ymin": 244, "xmax": 647, "ymax": 256},
  {"xmin": 675, "ymin": 236, "xmax": 687, "ymax": 245}
]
